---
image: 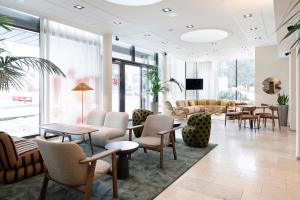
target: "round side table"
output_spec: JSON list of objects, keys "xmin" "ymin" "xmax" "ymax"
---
[{"xmin": 105, "ymin": 141, "xmax": 139, "ymax": 179}]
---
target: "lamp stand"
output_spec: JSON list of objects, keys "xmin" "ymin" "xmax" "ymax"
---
[{"xmin": 81, "ymin": 90, "xmax": 84, "ymax": 124}]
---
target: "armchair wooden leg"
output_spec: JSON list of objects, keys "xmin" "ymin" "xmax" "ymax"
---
[
  {"xmin": 39, "ymin": 173, "xmax": 49, "ymax": 200},
  {"xmin": 83, "ymin": 162, "xmax": 96, "ymax": 200},
  {"xmin": 170, "ymin": 131, "xmax": 177, "ymax": 160},
  {"xmin": 160, "ymin": 136, "xmax": 164, "ymax": 169},
  {"xmin": 225, "ymin": 116, "xmax": 227, "ymax": 126},
  {"xmin": 112, "ymin": 153, "xmax": 118, "ymax": 198},
  {"xmin": 143, "ymin": 148, "xmax": 147, "ymax": 153}
]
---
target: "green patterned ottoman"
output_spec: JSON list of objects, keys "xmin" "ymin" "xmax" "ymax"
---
[{"xmin": 182, "ymin": 112, "xmax": 211, "ymax": 147}]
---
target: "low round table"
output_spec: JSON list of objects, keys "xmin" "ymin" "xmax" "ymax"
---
[{"xmin": 105, "ymin": 141, "xmax": 139, "ymax": 179}]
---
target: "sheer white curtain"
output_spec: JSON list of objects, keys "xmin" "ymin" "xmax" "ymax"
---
[
  {"xmin": 197, "ymin": 62, "xmax": 217, "ymax": 99},
  {"xmin": 41, "ymin": 19, "xmax": 102, "ymax": 124}
]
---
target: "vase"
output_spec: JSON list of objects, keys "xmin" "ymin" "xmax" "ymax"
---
[
  {"xmin": 278, "ymin": 105, "xmax": 288, "ymax": 126},
  {"xmin": 151, "ymin": 102, "xmax": 159, "ymax": 114}
]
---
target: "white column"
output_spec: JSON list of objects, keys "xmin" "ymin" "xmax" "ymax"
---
[
  {"xmin": 289, "ymin": 49, "xmax": 296, "ymax": 130},
  {"xmin": 296, "ymin": 43, "xmax": 300, "ymax": 158},
  {"xmin": 160, "ymin": 53, "xmax": 168, "ymax": 102},
  {"xmin": 102, "ymin": 34, "xmax": 112, "ymax": 111}
]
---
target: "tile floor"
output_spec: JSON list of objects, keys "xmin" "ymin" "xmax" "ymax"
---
[{"xmin": 155, "ymin": 119, "xmax": 299, "ymax": 200}]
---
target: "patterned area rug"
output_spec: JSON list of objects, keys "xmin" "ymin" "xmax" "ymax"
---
[{"xmin": 0, "ymin": 140, "xmax": 216, "ymax": 200}]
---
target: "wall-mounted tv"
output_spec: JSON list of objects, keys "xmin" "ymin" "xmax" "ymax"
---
[{"xmin": 186, "ymin": 79, "xmax": 203, "ymax": 90}]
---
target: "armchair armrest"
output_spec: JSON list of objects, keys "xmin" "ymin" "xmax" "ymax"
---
[
  {"xmin": 127, "ymin": 124, "xmax": 144, "ymax": 130},
  {"xmin": 157, "ymin": 126, "xmax": 182, "ymax": 135},
  {"xmin": 127, "ymin": 124, "xmax": 144, "ymax": 141},
  {"xmin": 79, "ymin": 148, "xmax": 120, "ymax": 164}
]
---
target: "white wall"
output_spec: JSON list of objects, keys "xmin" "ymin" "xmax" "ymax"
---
[{"xmin": 255, "ymin": 45, "xmax": 289, "ymax": 105}]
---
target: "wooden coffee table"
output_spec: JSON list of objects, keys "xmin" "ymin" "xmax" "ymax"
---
[
  {"xmin": 105, "ymin": 141, "xmax": 139, "ymax": 179},
  {"xmin": 39, "ymin": 123, "xmax": 98, "ymax": 154}
]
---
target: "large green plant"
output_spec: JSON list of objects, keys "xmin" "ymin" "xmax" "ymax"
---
[
  {"xmin": 278, "ymin": 0, "xmax": 300, "ymax": 54},
  {"xmin": 0, "ymin": 16, "xmax": 65, "ymax": 91},
  {"xmin": 277, "ymin": 93, "xmax": 289, "ymax": 105},
  {"xmin": 146, "ymin": 65, "xmax": 166, "ymax": 102}
]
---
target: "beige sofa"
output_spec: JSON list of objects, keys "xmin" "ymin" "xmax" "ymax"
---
[
  {"xmin": 176, "ymin": 99, "xmax": 236, "ymax": 115},
  {"xmin": 73, "ymin": 110, "xmax": 129, "ymax": 147}
]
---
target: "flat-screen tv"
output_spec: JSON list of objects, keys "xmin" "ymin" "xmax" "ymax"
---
[{"xmin": 186, "ymin": 79, "xmax": 203, "ymax": 90}]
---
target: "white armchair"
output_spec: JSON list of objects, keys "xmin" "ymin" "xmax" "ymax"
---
[{"xmin": 36, "ymin": 139, "xmax": 119, "ymax": 200}]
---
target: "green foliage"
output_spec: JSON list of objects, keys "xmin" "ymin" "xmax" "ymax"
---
[
  {"xmin": 277, "ymin": 93, "xmax": 289, "ymax": 105},
  {"xmin": 146, "ymin": 65, "xmax": 166, "ymax": 102},
  {"xmin": 278, "ymin": 0, "xmax": 300, "ymax": 54},
  {"xmin": 0, "ymin": 15, "xmax": 65, "ymax": 91}
]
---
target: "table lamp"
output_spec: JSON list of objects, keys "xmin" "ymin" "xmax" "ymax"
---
[{"xmin": 72, "ymin": 82, "xmax": 93, "ymax": 123}]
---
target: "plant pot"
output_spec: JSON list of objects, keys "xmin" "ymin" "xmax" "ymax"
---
[
  {"xmin": 151, "ymin": 102, "xmax": 159, "ymax": 114},
  {"xmin": 278, "ymin": 105, "xmax": 288, "ymax": 126}
]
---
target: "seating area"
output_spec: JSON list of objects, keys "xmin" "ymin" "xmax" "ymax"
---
[{"xmin": 0, "ymin": 1, "xmax": 300, "ymax": 200}]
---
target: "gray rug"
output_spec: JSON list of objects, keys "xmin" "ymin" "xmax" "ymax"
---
[{"xmin": 0, "ymin": 140, "xmax": 216, "ymax": 200}]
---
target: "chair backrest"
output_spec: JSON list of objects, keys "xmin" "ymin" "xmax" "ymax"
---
[
  {"xmin": 86, "ymin": 110, "xmax": 106, "ymax": 126},
  {"xmin": 0, "ymin": 132, "xmax": 18, "ymax": 170},
  {"xmin": 104, "ymin": 112, "xmax": 129, "ymax": 131},
  {"xmin": 269, "ymin": 105, "xmax": 279, "ymax": 117},
  {"xmin": 141, "ymin": 115, "xmax": 174, "ymax": 138},
  {"xmin": 36, "ymin": 139, "xmax": 89, "ymax": 186},
  {"xmin": 164, "ymin": 101, "xmax": 174, "ymax": 114},
  {"xmin": 132, "ymin": 109, "xmax": 154, "ymax": 138},
  {"xmin": 241, "ymin": 106, "xmax": 256, "ymax": 113}
]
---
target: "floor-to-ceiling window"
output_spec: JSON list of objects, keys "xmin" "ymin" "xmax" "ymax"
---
[
  {"xmin": 0, "ymin": 7, "xmax": 40, "ymax": 137},
  {"xmin": 112, "ymin": 40, "xmax": 157, "ymax": 115}
]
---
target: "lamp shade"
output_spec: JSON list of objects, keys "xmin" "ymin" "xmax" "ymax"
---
[{"xmin": 72, "ymin": 82, "xmax": 93, "ymax": 91}]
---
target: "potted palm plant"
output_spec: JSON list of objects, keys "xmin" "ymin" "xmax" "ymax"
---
[
  {"xmin": 146, "ymin": 65, "xmax": 166, "ymax": 113},
  {"xmin": 0, "ymin": 16, "xmax": 65, "ymax": 91},
  {"xmin": 277, "ymin": 93, "xmax": 289, "ymax": 126},
  {"xmin": 277, "ymin": 0, "xmax": 300, "ymax": 54}
]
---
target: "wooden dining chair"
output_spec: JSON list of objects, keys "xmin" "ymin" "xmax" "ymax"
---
[
  {"xmin": 238, "ymin": 106, "xmax": 258, "ymax": 130},
  {"xmin": 255, "ymin": 103, "xmax": 270, "ymax": 128},
  {"xmin": 258, "ymin": 106, "xmax": 281, "ymax": 131},
  {"xmin": 224, "ymin": 104, "xmax": 241, "ymax": 126}
]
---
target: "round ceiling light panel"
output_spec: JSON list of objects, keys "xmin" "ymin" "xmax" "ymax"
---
[
  {"xmin": 181, "ymin": 29, "xmax": 229, "ymax": 43},
  {"xmin": 105, "ymin": 0, "xmax": 162, "ymax": 6}
]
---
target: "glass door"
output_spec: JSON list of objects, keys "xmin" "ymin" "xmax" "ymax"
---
[
  {"xmin": 125, "ymin": 64, "xmax": 141, "ymax": 115},
  {"xmin": 112, "ymin": 63, "xmax": 121, "ymax": 112}
]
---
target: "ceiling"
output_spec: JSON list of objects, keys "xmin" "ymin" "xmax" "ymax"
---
[{"xmin": 0, "ymin": 0, "xmax": 279, "ymax": 61}]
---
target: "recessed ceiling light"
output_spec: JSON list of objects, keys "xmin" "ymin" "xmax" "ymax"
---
[
  {"xmin": 254, "ymin": 36, "xmax": 262, "ymax": 40},
  {"xmin": 162, "ymin": 8, "xmax": 172, "ymax": 12},
  {"xmin": 162, "ymin": 41, "xmax": 168, "ymax": 44},
  {"xmin": 113, "ymin": 21, "xmax": 122, "ymax": 25},
  {"xmin": 105, "ymin": 0, "xmax": 162, "ymax": 6},
  {"xmin": 168, "ymin": 28, "xmax": 174, "ymax": 32},
  {"xmin": 144, "ymin": 33, "xmax": 151, "ymax": 37},
  {"xmin": 243, "ymin": 14, "xmax": 252, "ymax": 18},
  {"xmin": 74, "ymin": 5, "xmax": 85, "ymax": 9},
  {"xmin": 186, "ymin": 25, "xmax": 194, "ymax": 28},
  {"xmin": 249, "ymin": 27, "xmax": 258, "ymax": 31},
  {"xmin": 181, "ymin": 29, "xmax": 229, "ymax": 43}
]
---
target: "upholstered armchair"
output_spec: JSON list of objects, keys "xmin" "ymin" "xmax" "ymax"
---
[
  {"xmin": 132, "ymin": 109, "xmax": 154, "ymax": 138},
  {"xmin": 128, "ymin": 115, "xmax": 177, "ymax": 169},
  {"xmin": 182, "ymin": 112, "xmax": 211, "ymax": 147},
  {"xmin": 36, "ymin": 139, "xmax": 119, "ymax": 200},
  {"xmin": 164, "ymin": 101, "xmax": 187, "ymax": 119},
  {"xmin": 0, "ymin": 132, "xmax": 44, "ymax": 183}
]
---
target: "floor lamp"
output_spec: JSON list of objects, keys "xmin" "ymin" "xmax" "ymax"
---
[{"xmin": 72, "ymin": 82, "xmax": 93, "ymax": 124}]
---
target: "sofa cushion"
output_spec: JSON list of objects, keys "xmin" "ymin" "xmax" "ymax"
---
[
  {"xmin": 197, "ymin": 99, "xmax": 207, "ymax": 105},
  {"xmin": 188, "ymin": 100, "xmax": 197, "ymax": 106},
  {"xmin": 208, "ymin": 100, "xmax": 220, "ymax": 106},
  {"xmin": 91, "ymin": 126, "xmax": 125, "ymax": 147},
  {"xmin": 104, "ymin": 112, "xmax": 129, "ymax": 131},
  {"xmin": 220, "ymin": 100, "xmax": 228, "ymax": 106},
  {"xmin": 227, "ymin": 100, "xmax": 236, "ymax": 107},
  {"xmin": 86, "ymin": 110, "xmax": 106, "ymax": 126},
  {"xmin": 176, "ymin": 100, "xmax": 187, "ymax": 107}
]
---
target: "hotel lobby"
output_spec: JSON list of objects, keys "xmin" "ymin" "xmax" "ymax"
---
[{"xmin": 0, "ymin": 0, "xmax": 300, "ymax": 200}]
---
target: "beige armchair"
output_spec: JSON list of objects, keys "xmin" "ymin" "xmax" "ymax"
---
[
  {"xmin": 36, "ymin": 139, "xmax": 119, "ymax": 200},
  {"xmin": 128, "ymin": 115, "xmax": 177, "ymax": 169},
  {"xmin": 164, "ymin": 101, "xmax": 187, "ymax": 119}
]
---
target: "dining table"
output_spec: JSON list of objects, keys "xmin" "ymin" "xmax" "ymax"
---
[{"xmin": 236, "ymin": 104, "xmax": 269, "ymax": 129}]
